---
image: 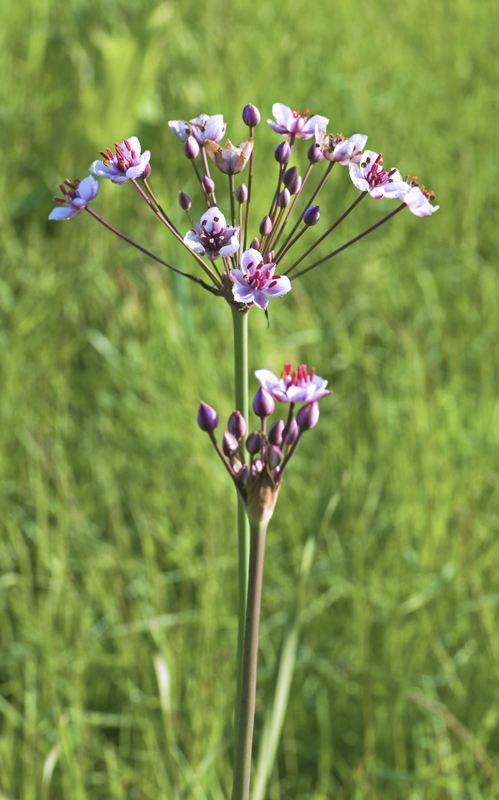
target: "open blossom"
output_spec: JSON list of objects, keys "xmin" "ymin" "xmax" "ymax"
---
[
  {"xmin": 49, "ymin": 176, "xmax": 99, "ymax": 220},
  {"xmin": 184, "ymin": 207, "xmax": 239, "ymax": 260},
  {"xmin": 90, "ymin": 137, "xmax": 150, "ymax": 184},
  {"xmin": 231, "ymin": 248, "xmax": 291, "ymax": 311},
  {"xmin": 315, "ymin": 125, "xmax": 368, "ymax": 165},
  {"xmin": 255, "ymin": 363, "xmax": 331, "ymax": 403},
  {"xmin": 205, "ymin": 138, "xmax": 253, "ymax": 175},
  {"xmin": 168, "ymin": 114, "xmax": 226, "ymax": 144},
  {"xmin": 349, "ymin": 150, "xmax": 409, "ymax": 199},
  {"xmin": 401, "ymin": 178, "xmax": 439, "ymax": 217},
  {"xmin": 267, "ymin": 103, "xmax": 328, "ymax": 140}
]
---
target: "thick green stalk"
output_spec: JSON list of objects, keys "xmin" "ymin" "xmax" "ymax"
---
[
  {"xmin": 231, "ymin": 307, "xmax": 250, "ymax": 752},
  {"xmin": 231, "ymin": 519, "xmax": 268, "ymax": 800}
]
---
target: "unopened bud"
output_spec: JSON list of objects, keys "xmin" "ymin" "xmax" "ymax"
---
[
  {"xmin": 143, "ymin": 163, "xmax": 152, "ymax": 179},
  {"xmin": 252, "ymin": 458, "xmax": 264, "ymax": 475},
  {"xmin": 283, "ymin": 166, "xmax": 297, "ymax": 187},
  {"xmin": 263, "ymin": 252, "xmax": 274, "ymax": 264},
  {"xmin": 288, "ymin": 175, "xmax": 302, "ymax": 195},
  {"xmin": 266, "ymin": 445, "xmax": 282, "ymax": 469},
  {"xmin": 296, "ymin": 401, "xmax": 320, "ymax": 431},
  {"xmin": 202, "ymin": 174, "xmax": 215, "ymax": 194},
  {"xmin": 283, "ymin": 417, "xmax": 298, "ymax": 445},
  {"xmin": 239, "ymin": 464, "xmax": 251, "ymax": 484},
  {"xmin": 268, "ymin": 419, "xmax": 284, "ymax": 446},
  {"xmin": 228, "ymin": 410, "xmax": 246, "ymax": 439},
  {"xmin": 277, "ymin": 188, "xmax": 291, "ymax": 208},
  {"xmin": 184, "ymin": 136, "xmax": 200, "ymax": 160},
  {"xmin": 179, "ymin": 191, "xmax": 191, "ymax": 211},
  {"xmin": 223, "ymin": 431, "xmax": 240, "ymax": 457},
  {"xmin": 303, "ymin": 205, "xmax": 321, "ymax": 226},
  {"xmin": 236, "ymin": 184, "xmax": 248, "ymax": 203},
  {"xmin": 242, "ymin": 104, "xmax": 261, "ymax": 127},
  {"xmin": 253, "ymin": 387, "xmax": 275, "ymax": 419},
  {"xmin": 259, "ymin": 216, "xmax": 273, "ymax": 236},
  {"xmin": 274, "ymin": 141, "xmax": 291, "ymax": 164},
  {"xmin": 246, "ymin": 431, "xmax": 262, "ymax": 455},
  {"xmin": 308, "ymin": 142, "xmax": 324, "ymax": 163},
  {"xmin": 250, "ymin": 237, "xmax": 260, "ymax": 250},
  {"xmin": 197, "ymin": 401, "xmax": 218, "ymax": 433}
]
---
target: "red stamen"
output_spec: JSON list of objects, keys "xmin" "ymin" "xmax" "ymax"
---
[
  {"xmin": 310, "ymin": 367, "xmax": 316, "ymax": 379},
  {"xmin": 59, "ymin": 184, "xmax": 68, "ymax": 195},
  {"xmin": 131, "ymin": 150, "xmax": 136, "ymax": 160},
  {"xmin": 124, "ymin": 139, "xmax": 131, "ymax": 151},
  {"xmin": 99, "ymin": 151, "xmax": 109, "ymax": 160},
  {"xmin": 106, "ymin": 148, "xmax": 114, "ymax": 159},
  {"xmin": 291, "ymin": 370, "xmax": 298, "ymax": 385},
  {"xmin": 268, "ymin": 280, "xmax": 277, "ymax": 289}
]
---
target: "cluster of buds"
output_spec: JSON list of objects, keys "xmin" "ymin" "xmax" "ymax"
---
[
  {"xmin": 49, "ymin": 101, "xmax": 439, "ymax": 314},
  {"xmin": 197, "ymin": 364, "xmax": 331, "ymax": 524}
]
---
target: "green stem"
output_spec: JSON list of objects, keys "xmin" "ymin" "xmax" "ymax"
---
[
  {"xmin": 232, "ymin": 307, "xmax": 250, "ymax": 754},
  {"xmin": 231, "ymin": 519, "xmax": 268, "ymax": 800}
]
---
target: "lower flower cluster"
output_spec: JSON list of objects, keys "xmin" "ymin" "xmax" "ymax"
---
[{"xmin": 197, "ymin": 364, "xmax": 331, "ymax": 524}]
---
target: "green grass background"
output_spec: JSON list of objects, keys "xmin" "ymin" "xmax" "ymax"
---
[{"xmin": 1, "ymin": 0, "xmax": 499, "ymax": 797}]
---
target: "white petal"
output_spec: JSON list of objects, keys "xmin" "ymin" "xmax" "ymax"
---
[
  {"xmin": 49, "ymin": 206, "xmax": 78, "ymax": 220},
  {"xmin": 201, "ymin": 206, "xmax": 227, "ymax": 229},
  {"xmin": 272, "ymin": 103, "xmax": 293, "ymax": 127},
  {"xmin": 241, "ymin": 248, "xmax": 262, "ymax": 271},
  {"xmin": 255, "ymin": 369, "xmax": 280, "ymax": 393},
  {"xmin": 184, "ymin": 231, "xmax": 205, "ymax": 254},
  {"xmin": 349, "ymin": 164, "xmax": 370, "ymax": 193},
  {"xmin": 168, "ymin": 120, "xmax": 189, "ymax": 142},
  {"xmin": 122, "ymin": 136, "xmax": 141, "ymax": 157},
  {"xmin": 77, "ymin": 176, "xmax": 99, "ymax": 201}
]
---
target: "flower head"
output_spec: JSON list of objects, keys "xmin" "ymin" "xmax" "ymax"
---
[
  {"xmin": 184, "ymin": 207, "xmax": 240, "ymax": 261},
  {"xmin": 267, "ymin": 103, "xmax": 329, "ymax": 140},
  {"xmin": 49, "ymin": 176, "xmax": 99, "ymax": 220},
  {"xmin": 401, "ymin": 177, "xmax": 439, "ymax": 217},
  {"xmin": 205, "ymin": 138, "xmax": 253, "ymax": 175},
  {"xmin": 349, "ymin": 150, "xmax": 409, "ymax": 200},
  {"xmin": 231, "ymin": 249, "xmax": 291, "ymax": 311},
  {"xmin": 168, "ymin": 114, "xmax": 226, "ymax": 144},
  {"xmin": 90, "ymin": 137, "xmax": 151, "ymax": 184},
  {"xmin": 255, "ymin": 363, "xmax": 331, "ymax": 404},
  {"xmin": 315, "ymin": 124, "xmax": 368, "ymax": 165}
]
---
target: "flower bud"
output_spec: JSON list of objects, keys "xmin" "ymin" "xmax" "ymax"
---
[
  {"xmin": 283, "ymin": 166, "xmax": 297, "ymax": 188},
  {"xmin": 296, "ymin": 400, "xmax": 320, "ymax": 431},
  {"xmin": 308, "ymin": 142, "xmax": 324, "ymax": 163},
  {"xmin": 143, "ymin": 162, "xmax": 152, "ymax": 179},
  {"xmin": 236, "ymin": 184, "xmax": 248, "ymax": 203},
  {"xmin": 268, "ymin": 419, "xmax": 284, "ymax": 446},
  {"xmin": 259, "ymin": 216, "xmax": 273, "ymax": 236},
  {"xmin": 266, "ymin": 445, "xmax": 282, "ymax": 469},
  {"xmin": 202, "ymin": 174, "xmax": 215, "ymax": 194},
  {"xmin": 288, "ymin": 175, "xmax": 302, "ymax": 195},
  {"xmin": 274, "ymin": 141, "xmax": 291, "ymax": 165},
  {"xmin": 239, "ymin": 464, "xmax": 251, "ymax": 484},
  {"xmin": 179, "ymin": 191, "xmax": 191, "ymax": 211},
  {"xmin": 250, "ymin": 237, "xmax": 260, "ymax": 250},
  {"xmin": 223, "ymin": 431, "xmax": 240, "ymax": 457},
  {"xmin": 253, "ymin": 387, "xmax": 275, "ymax": 419},
  {"xmin": 197, "ymin": 401, "xmax": 218, "ymax": 432},
  {"xmin": 228, "ymin": 410, "xmax": 246, "ymax": 439},
  {"xmin": 242, "ymin": 104, "xmax": 261, "ymax": 127},
  {"xmin": 246, "ymin": 431, "xmax": 262, "ymax": 455},
  {"xmin": 184, "ymin": 136, "xmax": 200, "ymax": 160},
  {"xmin": 277, "ymin": 188, "xmax": 291, "ymax": 208},
  {"xmin": 263, "ymin": 251, "xmax": 274, "ymax": 264},
  {"xmin": 283, "ymin": 417, "xmax": 298, "ymax": 445},
  {"xmin": 252, "ymin": 458, "xmax": 264, "ymax": 475},
  {"xmin": 303, "ymin": 205, "xmax": 321, "ymax": 226}
]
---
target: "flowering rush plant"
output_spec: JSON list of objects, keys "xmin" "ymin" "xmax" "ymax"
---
[{"xmin": 50, "ymin": 100, "xmax": 438, "ymax": 800}]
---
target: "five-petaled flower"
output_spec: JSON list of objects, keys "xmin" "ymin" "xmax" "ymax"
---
[
  {"xmin": 315, "ymin": 125, "xmax": 368, "ymax": 165},
  {"xmin": 90, "ymin": 137, "xmax": 151, "ymax": 184},
  {"xmin": 184, "ymin": 207, "xmax": 240, "ymax": 261},
  {"xmin": 267, "ymin": 103, "xmax": 329, "ymax": 140},
  {"xmin": 349, "ymin": 150, "xmax": 409, "ymax": 200},
  {"xmin": 168, "ymin": 114, "xmax": 226, "ymax": 144},
  {"xmin": 205, "ymin": 138, "xmax": 253, "ymax": 175},
  {"xmin": 255, "ymin": 363, "xmax": 331, "ymax": 403},
  {"xmin": 231, "ymin": 248, "xmax": 291, "ymax": 310},
  {"xmin": 49, "ymin": 176, "xmax": 99, "ymax": 220}
]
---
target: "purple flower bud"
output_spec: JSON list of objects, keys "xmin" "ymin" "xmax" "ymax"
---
[
  {"xmin": 266, "ymin": 445, "xmax": 282, "ymax": 469},
  {"xmin": 202, "ymin": 174, "xmax": 215, "ymax": 193},
  {"xmin": 223, "ymin": 431, "xmax": 240, "ymax": 457},
  {"xmin": 228, "ymin": 410, "xmax": 247, "ymax": 439},
  {"xmin": 246, "ymin": 431, "xmax": 262, "ymax": 455},
  {"xmin": 277, "ymin": 188, "xmax": 291, "ymax": 208},
  {"xmin": 184, "ymin": 136, "xmax": 200, "ymax": 160},
  {"xmin": 179, "ymin": 191, "xmax": 191, "ymax": 211},
  {"xmin": 252, "ymin": 458, "xmax": 264, "ymax": 475},
  {"xmin": 239, "ymin": 464, "xmax": 251, "ymax": 484},
  {"xmin": 303, "ymin": 205, "xmax": 321, "ymax": 226},
  {"xmin": 283, "ymin": 417, "xmax": 298, "ymax": 445},
  {"xmin": 275, "ymin": 141, "xmax": 291, "ymax": 164},
  {"xmin": 308, "ymin": 142, "xmax": 324, "ymax": 163},
  {"xmin": 236, "ymin": 184, "xmax": 248, "ymax": 203},
  {"xmin": 259, "ymin": 216, "xmax": 273, "ymax": 236},
  {"xmin": 250, "ymin": 237, "xmax": 260, "ymax": 250},
  {"xmin": 283, "ymin": 166, "xmax": 297, "ymax": 187},
  {"xmin": 268, "ymin": 419, "xmax": 284, "ymax": 446},
  {"xmin": 242, "ymin": 104, "xmax": 261, "ymax": 127},
  {"xmin": 143, "ymin": 163, "xmax": 152, "ymax": 179},
  {"xmin": 263, "ymin": 251, "xmax": 274, "ymax": 264},
  {"xmin": 197, "ymin": 401, "xmax": 218, "ymax": 432},
  {"xmin": 288, "ymin": 175, "xmax": 302, "ymax": 195},
  {"xmin": 253, "ymin": 387, "xmax": 275, "ymax": 419},
  {"xmin": 296, "ymin": 400, "xmax": 320, "ymax": 431}
]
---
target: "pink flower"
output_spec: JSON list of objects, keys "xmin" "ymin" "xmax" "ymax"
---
[
  {"xmin": 49, "ymin": 176, "xmax": 99, "ymax": 220},
  {"xmin": 267, "ymin": 103, "xmax": 328, "ymax": 140},
  {"xmin": 402, "ymin": 179, "xmax": 439, "ymax": 217},
  {"xmin": 184, "ymin": 207, "xmax": 240, "ymax": 260},
  {"xmin": 315, "ymin": 124, "xmax": 368, "ymax": 165},
  {"xmin": 231, "ymin": 248, "xmax": 291, "ymax": 311},
  {"xmin": 349, "ymin": 150, "xmax": 409, "ymax": 199},
  {"xmin": 255, "ymin": 363, "xmax": 331, "ymax": 403},
  {"xmin": 168, "ymin": 114, "xmax": 226, "ymax": 144},
  {"xmin": 90, "ymin": 137, "xmax": 151, "ymax": 184}
]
